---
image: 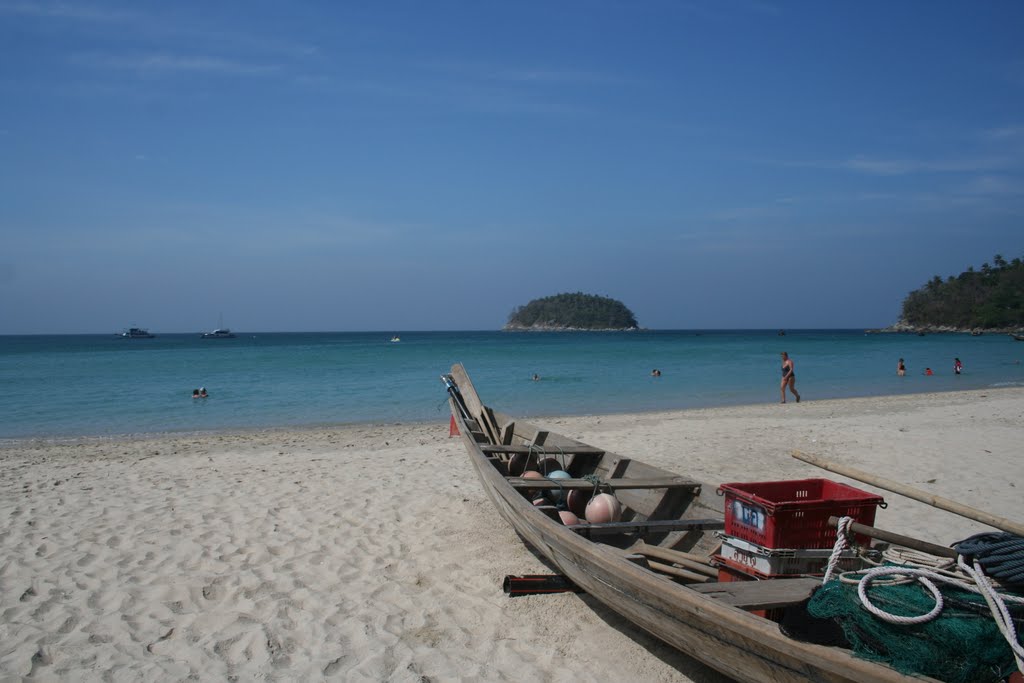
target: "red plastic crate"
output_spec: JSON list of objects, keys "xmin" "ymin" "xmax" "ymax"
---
[{"xmin": 718, "ymin": 478, "xmax": 885, "ymax": 549}]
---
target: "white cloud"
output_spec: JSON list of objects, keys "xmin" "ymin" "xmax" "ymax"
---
[
  {"xmin": 962, "ymin": 175, "xmax": 1023, "ymax": 196},
  {"xmin": 840, "ymin": 154, "xmax": 1009, "ymax": 175},
  {"xmin": 982, "ymin": 125, "xmax": 1024, "ymax": 141},
  {"xmin": 0, "ymin": 0, "xmax": 131, "ymax": 22},
  {"xmin": 72, "ymin": 52, "xmax": 282, "ymax": 77}
]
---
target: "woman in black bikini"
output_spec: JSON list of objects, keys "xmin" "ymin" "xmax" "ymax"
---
[{"xmin": 780, "ymin": 352, "xmax": 800, "ymax": 403}]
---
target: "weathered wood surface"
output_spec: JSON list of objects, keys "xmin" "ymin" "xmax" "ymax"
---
[
  {"xmin": 632, "ymin": 541, "xmax": 718, "ymax": 577},
  {"xmin": 690, "ymin": 577, "xmax": 822, "ymax": 610},
  {"xmin": 480, "ymin": 444, "xmax": 605, "ymax": 455},
  {"xmin": 646, "ymin": 559, "xmax": 715, "ymax": 583},
  {"xmin": 828, "ymin": 516, "xmax": 957, "ymax": 559},
  {"xmin": 507, "ymin": 476, "xmax": 700, "ymax": 491},
  {"xmin": 569, "ymin": 519, "xmax": 724, "ymax": 537}
]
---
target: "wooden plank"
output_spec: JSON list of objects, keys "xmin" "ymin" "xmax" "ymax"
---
[
  {"xmin": 507, "ymin": 477, "xmax": 701, "ymax": 491},
  {"xmin": 499, "ymin": 421, "xmax": 516, "ymax": 446},
  {"xmin": 607, "ymin": 457, "xmax": 631, "ymax": 478},
  {"xmin": 689, "ymin": 577, "xmax": 821, "ymax": 610},
  {"xmin": 633, "ymin": 541, "xmax": 718, "ymax": 578},
  {"xmin": 569, "ymin": 518, "xmax": 724, "ymax": 537},
  {"xmin": 609, "ymin": 458, "xmax": 701, "ymax": 520},
  {"xmin": 646, "ymin": 559, "xmax": 714, "ymax": 583},
  {"xmin": 479, "ymin": 406, "xmax": 501, "ymax": 445},
  {"xmin": 480, "ymin": 445, "xmax": 605, "ymax": 455}
]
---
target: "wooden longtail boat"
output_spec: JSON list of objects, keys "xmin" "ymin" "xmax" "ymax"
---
[{"xmin": 443, "ymin": 364, "xmax": 938, "ymax": 683}]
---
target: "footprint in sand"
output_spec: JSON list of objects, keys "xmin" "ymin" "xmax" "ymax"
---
[
  {"xmin": 57, "ymin": 616, "xmax": 79, "ymax": 634},
  {"xmin": 323, "ymin": 654, "xmax": 349, "ymax": 676}
]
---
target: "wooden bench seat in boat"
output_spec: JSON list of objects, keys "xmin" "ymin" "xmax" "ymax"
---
[
  {"xmin": 506, "ymin": 476, "xmax": 701, "ymax": 491},
  {"xmin": 688, "ymin": 577, "xmax": 821, "ymax": 611},
  {"xmin": 481, "ymin": 445, "xmax": 606, "ymax": 456},
  {"xmin": 568, "ymin": 518, "xmax": 724, "ymax": 537}
]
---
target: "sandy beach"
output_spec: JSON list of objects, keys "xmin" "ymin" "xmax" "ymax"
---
[{"xmin": 1, "ymin": 388, "xmax": 1022, "ymax": 682}]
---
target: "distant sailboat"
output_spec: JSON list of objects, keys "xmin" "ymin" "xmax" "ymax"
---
[{"xmin": 201, "ymin": 315, "xmax": 236, "ymax": 339}]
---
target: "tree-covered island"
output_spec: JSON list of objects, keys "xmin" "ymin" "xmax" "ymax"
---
[
  {"xmin": 887, "ymin": 254, "xmax": 1024, "ymax": 333},
  {"xmin": 504, "ymin": 292, "xmax": 639, "ymax": 331}
]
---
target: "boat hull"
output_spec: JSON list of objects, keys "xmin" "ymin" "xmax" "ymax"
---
[{"xmin": 447, "ymin": 363, "xmax": 932, "ymax": 683}]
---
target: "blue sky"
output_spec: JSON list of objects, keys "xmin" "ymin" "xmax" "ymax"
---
[{"xmin": 2, "ymin": 1, "xmax": 1022, "ymax": 333}]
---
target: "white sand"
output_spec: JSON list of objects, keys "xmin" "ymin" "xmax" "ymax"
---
[{"xmin": 1, "ymin": 388, "xmax": 1021, "ymax": 682}]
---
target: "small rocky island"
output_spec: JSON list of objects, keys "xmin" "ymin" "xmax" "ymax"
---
[
  {"xmin": 504, "ymin": 292, "xmax": 639, "ymax": 331},
  {"xmin": 876, "ymin": 253, "xmax": 1024, "ymax": 334}
]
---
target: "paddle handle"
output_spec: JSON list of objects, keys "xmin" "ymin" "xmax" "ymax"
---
[{"xmin": 827, "ymin": 516, "xmax": 957, "ymax": 559}]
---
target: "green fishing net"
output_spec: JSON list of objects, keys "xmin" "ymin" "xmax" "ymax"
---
[{"xmin": 807, "ymin": 575, "xmax": 1022, "ymax": 683}]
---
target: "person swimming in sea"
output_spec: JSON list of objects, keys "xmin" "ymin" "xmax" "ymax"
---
[
  {"xmin": 954, "ymin": 358, "xmax": 962, "ymax": 375},
  {"xmin": 897, "ymin": 358, "xmax": 906, "ymax": 376}
]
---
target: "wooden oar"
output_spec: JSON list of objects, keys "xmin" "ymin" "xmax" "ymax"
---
[
  {"xmin": 792, "ymin": 450, "xmax": 1024, "ymax": 537},
  {"xmin": 827, "ymin": 516, "xmax": 957, "ymax": 559},
  {"xmin": 633, "ymin": 541, "xmax": 719, "ymax": 578},
  {"xmin": 645, "ymin": 560, "xmax": 714, "ymax": 583}
]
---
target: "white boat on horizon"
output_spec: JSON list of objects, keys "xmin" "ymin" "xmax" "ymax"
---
[
  {"xmin": 120, "ymin": 327, "xmax": 155, "ymax": 339},
  {"xmin": 201, "ymin": 328, "xmax": 236, "ymax": 339},
  {"xmin": 202, "ymin": 315, "xmax": 237, "ymax": 339}
]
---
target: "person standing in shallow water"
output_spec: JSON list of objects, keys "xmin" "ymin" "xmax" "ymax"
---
[
  {"xmin": 780, "ymin": 352, "xmax": 800, "ymax": 403},
  {"xmin": 897, "ymin": 358, "xmax": 906, "ymax": 376}
]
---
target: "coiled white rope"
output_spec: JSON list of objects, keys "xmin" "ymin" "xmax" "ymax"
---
[
  {"xmin": 821, "ymin": 516, "xmax": 854, "ymax": 585},
  {"xmin": 823, "ymin": 516, "xmax": 1024, "ymax": 674}
]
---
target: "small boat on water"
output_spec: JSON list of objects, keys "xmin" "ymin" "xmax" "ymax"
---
[
  {"xmin": 443, "ymin": 364, "xmax": 1022, "ymax": 683},
  {"xmin": 201, "ymin": 328, "xmax": 236, "ymax": 339},
  {"xmin": 119, "ymin": 327, "xmax": 155, "ymax": 339},
  {"xmin": 390, "ymin": 336, "xmax": 401, "ymax": 343}
]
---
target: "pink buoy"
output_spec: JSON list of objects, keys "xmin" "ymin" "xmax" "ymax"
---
[
  {"xmin": 585, "ymin": 493, "xmax": 622, "ymax": 524},
  {"xmin": 521, "ymin": 470, "xmax": 545, "ymax": 498},
  {"xmin": 558, "ymin": 510, "xmax": 580, "ymax": 526}
]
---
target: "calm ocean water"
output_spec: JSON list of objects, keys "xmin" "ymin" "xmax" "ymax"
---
[{"xmin": 1, "ymin": 330, "xmax": 1022, "ymax": 439}]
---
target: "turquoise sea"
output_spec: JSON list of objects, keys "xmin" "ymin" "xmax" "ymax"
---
[{"xmin": 2, "ymin": 330, "xmax": 1023, "ymax": 440}]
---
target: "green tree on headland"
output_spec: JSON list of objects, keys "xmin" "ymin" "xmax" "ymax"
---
[
  {"xmin": 505, "ymin": 292, "xmax": 639, "ymax": 330},
  {"xmin": 900, "ymin": 254, "xmax": 1024, "ymax": 329}
]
